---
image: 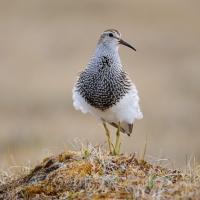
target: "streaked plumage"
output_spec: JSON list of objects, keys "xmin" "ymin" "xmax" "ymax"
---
[{"xmin": 73, "ymin": 29, "xmax": 142, "ymax": 154}]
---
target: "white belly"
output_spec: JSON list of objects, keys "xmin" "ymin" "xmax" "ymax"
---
[{"xmin": 72, "ymin": 86, "xmax": 143, "ymax": 125}]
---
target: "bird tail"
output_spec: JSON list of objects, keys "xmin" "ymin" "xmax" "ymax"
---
[{"xmin": 108, "ymin": 122, "xmax": 133, "ymax": 136}]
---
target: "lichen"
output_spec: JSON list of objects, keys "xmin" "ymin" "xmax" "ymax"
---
[{"xmin": 0, "ymin": 145, "xmax": 200, "ymax": 199}]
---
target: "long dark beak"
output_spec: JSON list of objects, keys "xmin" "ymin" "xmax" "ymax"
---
[{"xmin": 119, "ymin": 39, "xmax": 136, "ymax": 51}]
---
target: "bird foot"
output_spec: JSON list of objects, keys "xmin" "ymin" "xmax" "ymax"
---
[{"xmin": 109, "ymin": 142, "xmax": 121, "ymax": 156}]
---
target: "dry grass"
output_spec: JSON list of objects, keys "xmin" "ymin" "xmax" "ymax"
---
[{"xmin": 1, "ymin": 145, "xmax": 200, "ymax": 199}]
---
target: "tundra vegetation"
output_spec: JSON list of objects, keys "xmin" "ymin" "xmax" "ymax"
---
[{"xmin": 0, "ymin": 145, "xmax": 200, "ymax": 199}]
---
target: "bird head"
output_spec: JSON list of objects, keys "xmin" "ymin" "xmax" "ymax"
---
[{"xmin": 98, "ymin": 29, "xmax": 136, "ymax": 51}]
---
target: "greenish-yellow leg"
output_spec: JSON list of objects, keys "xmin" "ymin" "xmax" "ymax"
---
[
  {"xmin": 114, "ymin": 122, "xmax": 121, "ymax": 155},
  {"xmin": 103, "ymin": 122, "xmax": 112, "ymax": 154}
]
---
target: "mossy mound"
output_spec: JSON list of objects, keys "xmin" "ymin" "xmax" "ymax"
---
[{"xmin": 0, "ymin": 146, "xmax": 200, "ymax": 199}]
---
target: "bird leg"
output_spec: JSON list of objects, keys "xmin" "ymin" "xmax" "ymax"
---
[
  {"xmin": 103, "ymin": 122, "xmax": 112, "ymax": 154},
  {"xmin": 114, "ymin": 122, "xmax": 121, "ymax": 155}
]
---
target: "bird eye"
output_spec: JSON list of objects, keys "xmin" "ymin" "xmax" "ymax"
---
[{"xmin": 109, "ymin": 33, "xmax": 113, "ymax": 37}]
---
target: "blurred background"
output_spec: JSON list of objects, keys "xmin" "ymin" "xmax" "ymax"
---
[{"xmin": 0, "ymin": 0, "xmax": 200, "ymax": 169}]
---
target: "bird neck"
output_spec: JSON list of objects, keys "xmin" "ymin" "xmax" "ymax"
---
[
  {"xmin": 94, "ymin": 43, "xmax": 121, "ymax": 63},
  {"xmin": 86, "ymin": 43, "xmax": 122, "ymax": 73}
]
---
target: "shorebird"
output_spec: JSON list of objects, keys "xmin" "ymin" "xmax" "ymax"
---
[{"xmin": 73, "ymin": 29, "xmax": 143, "ymax": 155}]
